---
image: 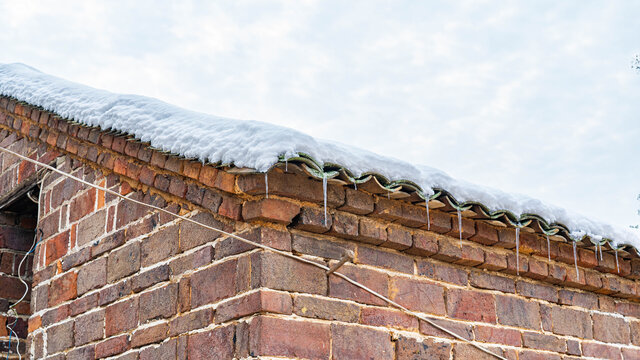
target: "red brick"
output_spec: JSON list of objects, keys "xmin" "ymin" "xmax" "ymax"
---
[
  {"xmin": 525, "ymin": 256, "xmax": 548, "ymax": 280},
  {"xmin": 140, "ymin": 224, "xmax": 179, "ymax": 267},
  {"xmin": 49, "ymin": 271, "xmax": 77, "ymax": 306},
  {"xmin": 356, "ymin": 218, "xmax": 387, "ymax": 245},
  {"xmin": 131, "ymin": 322, "xmax": 169, "ymax": 348},
  {"xmin": 164, "ymin": 156, "xmax": 183, "ymax": 173},
  {"xmin": 47, "ymin": 320, "xmax": 74, "ymax": 354},
  {"xmin": 238, "ymin": 171, "xmax": 344, "ymax": 206},
  {"xmin": 190, "ymin": 259, "xmax": 238, "ymax": 307},
  {"xmin": 218, "ymin": 194, "xmax": 242, "ymax": 220},
  {"xmin": 69, "ymin": 188, "xmax": 96, "ymax": 222},
  {"xmin": 420, "ymin": 316, "xmax": 473, "ymax": 340},
  {"xmin": 74, "ymin": 309, "xmax": 105, "ymax": 345},
  {"xmin": 77, "ymin": 257, "xmax": 107, "ymax": 295},
  {"xmin": 382, "ymin": 224, "xmax": 412, "ymax": 250},
  {"xmin": 417, "ymin": 260, "xmax": 468, "ymax": 285},
  {"xmin": 213, "ymin": 170, "xmax": 236, "ymax": 193},
  {"xmin": 214, "ymin": 226, "xmax": 289, "ymax": 259},
  {"xmin": 138, "ymin": 166, "xmax": 156, "ymax": 186},
  {"xmin": 371, "ymin": 197, "xmax": 403, "ymax": 221},
  {"xmin": 424, "ymin": 210, "xmax": 452, "ymax": 234},
  {"xmin": 406, "ymin": 230, "xmax": 438, "ymax": 257},
  {"xmin": 291, "ymin": 234, "xmax": 355, "ymax": 260},
  {"xmin": 446, "ymin": 214, "xmax": 475, "ymax": 240},
  {"xmin": 107, "ymin": 241, "xmax": 140, "ymax": 282},
  {"xmin": 331, "ymin": 324, "xmax": 393, "ymax": 360},
  {"xmin": 187, "ymin": 324, "xmax": 235, "ymax": 360},
  {"xmin": 45, "ymin": 231, "xmax": 69, "ymax": 266},
  {"xmin": 360, "ymin": 306, "xmax": 418, "ymax": 331},
  {"xmin": 496, "ymin": 295, "xmax": 540, "ymax": 330},
  {"xmin": 496, "ymin": 228, "xmax": 517, "ymax": 249},
  {"xmin": 447, "ymin": 288, "xmax": 495, "ymax": 323},
  {"xmin": 252, "ymin": 251, "xmax": 327, "ymax": 295},
  {"xmin": 339, "ymin": 188, "xmax": 373, "ymax": 215},
  {"xmin": 396, "ymin": 203, "xmax": 428, "ymax": 228},
  {"xmin": 356, "ymin": 245, "xmax": 414, "ymax": 273},
  {"xmin": 522, "ymin": 332, "xmax": 566, "ymax": 353},
  {"xmin": 475, "ymin": 325, "xmax": 522, "ymax": 346},
  {"xmin": 168, "ymin": 175, "xmax": 187, "ymax": 197},
  {"xmin": 198, "ymin": 165, "xmax": 218, "ymax": 187},
  {"xmin": 249, "ymin": 316, "xmax": 331, "ymax": 359},
  {"xmin": 133, "ymin": 264, "xmax": 170, "ymax": 292},
  {"xmin": 548, "ymin": 263, "xmax": 567, "ymax": 284},
  {"xmin": 168, "ymin": 308, "xmax": 213, "ymax": 336},
  {"xmin": 215, "ymin": 289, "xmax": 292, "ymax": 323},
  {"xmin": 329, "ymin": 263, "xmax": 389, "ymax": 306},
  {"xmin": 105, "ymin": 297, "xmax": 138, "ymax": 336},
  {"xmin": 431, "ymin": 235, "xmax": 462, "ymax": 263},
  {"xmin": 327, "ymin": 211, "xmax": 358, "ymax": 239},
  {"xmin": 395, "ymin": 336, "xmax": 450, "ymax": 360},
  {"xmin": 517, "ymin": 280, "xmax": 558, "ymax": 302},
  {"xmin": 470, "ymin": 271, "xmax": 515, "ymax": 293},
  {"xmin": 293, "ymin": 295, "xmax": 360, "ymax": 323},
  {"xmin": 453, "ymin": 343, "xmax": 505, "ymax": 360},
  {"xmin": 455, "ymin": 244, "xmax": 484, "ymax": 266},
  {"xmin": 518, "ymin": 350, "xmax": 561, "ymax": 360},
  {"xmin": 581, "ymin": 342, "xmax": 622, "ymax": 360},
  {"xmin": 391, "ymin": 277, "xmax": 445, "ymax": 315},
  {"xmin": 558, "ymin": 289, "xmax": 597, "ymax": 309},
  {"xmin": 551, "ymin": 306, "xmax": 592, "ymax": 338},
  {"xmin": 479, "ymin": 251, "xmax": 507, "ymax": 271},
  {"xmin": 592, "ymin": 313, "xmax": 630, "ymax": 344},
  {"xmin": 95, "ymin": 335, "xmax": 129, "ymax": 358},
  {"xmin": 139, "ymin": 283, "xmax": 177, "ymax": 323},
  {"xmin": 578, "ymin": 247, "xmax": 598, "ymax": 268},
  {"xmin": 292, "ymin": 206, "xmax": 332, "ymax": 233},
  {"xmin": 242, "ymin": 198, "xmax": 300, "ymax": 224},
  {"xmin": 182, "ymin": 161, "xmax": 201, "ymax": 180}
]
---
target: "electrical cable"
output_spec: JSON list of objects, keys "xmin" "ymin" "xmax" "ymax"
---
[{"xmin": 0, "ymin": 145, "xmax": 507, "ymax": 360}]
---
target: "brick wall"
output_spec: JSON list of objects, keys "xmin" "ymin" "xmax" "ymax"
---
[{"xmin": 0, "ymin": 97, "xmax": 639, "ymax": 359}]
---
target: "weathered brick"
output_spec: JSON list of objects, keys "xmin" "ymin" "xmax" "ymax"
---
[
  {"xmin": 45, "ymin": 231, "xmax": 69, "ymax": 266},
  {"xmin": 356, "ymin": 245, "xmax": 414, "ymax": 273},
  {"xmin": 74, "ymin": 310, "xmax": 105, "ymax": 345},
  {"xmin": 191, "ymin": 259, "xmax": 238, "ymax": 307},
  {"xmin": 383, "ymin": 224, "xmax": 412, "ymax": 250},
  {"xmin": 180, "ymin": 212, "xmax": 231, "ymax": 252},
  {"xmin": 496, "ymin": 295, "xmax": 540, "ymax": 330},
  {"xmin": 339, "ymin": 188, "xmax": 374, "ymax": 215},
  {"xmin": 95, "ymin": 335, "xmax": 129, "ymax": 358},
  {"xmin": 69, "ymin": 188, "xmax": 96, "ymax": 222},
  {"xmin": 581, "ymin": 342, "xmax": 622, "ymax": 360},
  {"xmin": 169, "ymin": 308, "xmax": 213, "ymax": 336},
  {"xmin": 360, "ymin": 306, "xmax": 418, "ymax": 331},
  {"xmin": 294, "ymin": 294, "xmax": 360, "ymax": 323},
  {"xmin": 329, "ymin": 263, "xmax": 389, "ymax": 306},
  {"xmin": 475, "ymin": 325, "xmax": 522, "ymax": 347},
  {"xmin": 66, "ymin": 345, "xmax": 96, "ymax": 360},
  {"xmin": 470, "ymin": 221, "xmax": 499, "ymax": 245},
  {"xmin": 292, "ymin": 234, "xmax": 355, "ymax": 260},
  {"xmin": 188, "ymin": 324, "xmax": 235, "ymax": 360},
  {"xmin": 139, "ymin": 283, "xmax": 177, "ymax": 323},
  {"xmin": 453, "ymin": 343, "xmax": 504, "ymax": 359},
  {"xmin": 517, "ymin": 280, "xmax": 558, "ymax": 302},
  {"xmin": 214, "ymin": 226, "xmax": 288, "ymax": 259},
  {"xmin": 431, "ymin": 235, "xmax": 462, "ymax": 263},
  {"xmin": 558, "ymin": 289, "xmax": 597, "ymax": 309},
  {"xmin": 331, "ymin": 324, "xmax": 393, "ymax": 360},
  {"xmin": 447, "ymin": 288, "xmax": 496, "ymax": 323},
  {"xmin": 395, "ymin": 336, "xmax": 450, "ymax": 360},
  {"xmin": 248, "ymin": 316, "xmax": 330, "ymax": 359},
  {"xmin": 77, "ymin": 257, "xmax": 107, "ymax": 295},
  {"xmin": 131, "ymin": 322, "xmax": 168, "ymax": 348},
  {"xmin": 522, "ymin": 332, "xmax": 566, "ymax": 353},
  {"xmin": 107, "ymin": 241, "xmax": 140, "ymax": 282},
  {"xmin": 592, "ymin": 313, "xmax": 630, "ymax": 344},
  {"xmin": 292, "ymin": 206, "xmax": 332, "ymax": 233},
  {"xmin": 420, "ymin": 316, "xmax": 473, "ymax": 340},
  {"xmin": 252, "ymin": 251, "xmax": 327, "ymax": 295},
  {"xmin": 49, "ymin": 271, "xmax": 77, "ymax": 306},
  {"xmin": 356, "ymin": 218, "xmax": 387, "ymax": 245},
  {"xmin": 242, "ymin": 198, "xmax": 300, "ymax": 224},
  {"xmin": 140, "ymin": 224, "xmax": 178, "ymax": 267},
  {"xmin": 238, "ymin": 172, "xmax": 344, "ymax": 207},
  {"xmin": 215, "ymin": 289, "xmax": 292, "ymax": 323},
  {"xmin": 47, "ymin": 320, "xmax": 74, "ymax": 354},
  {"xmin": 132, "ymin": 264, "xmax": 170, "ymax": 292},
  {"xmin": 417, "ymin": 260, "xmax": 469, "ymax": 286},
  {"xmin": 106, "ymin": 297, "xmax": 138, "ymax": 336},
  {"xmin": 327, "ymin": 211, "xmax": 359, "ymax": 239},
  {"xmin": 470, "ymin": 271, "xmax": 515, "ymax": 293},
  {"xmin": 390, "ymin": 277, "xmax": 445, "ymax": 315},
  {"xmin": 406, "ymin": 230, "xmax": 438, "ymax": 256},
  {"xmin": 551, "ymin": 306, "xmax": 592, "ymax": 338}
]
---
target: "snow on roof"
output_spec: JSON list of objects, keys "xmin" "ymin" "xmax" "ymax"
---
[{"xmin": 1, "ymin": 63, "xmax": 638, "ymax": 250}]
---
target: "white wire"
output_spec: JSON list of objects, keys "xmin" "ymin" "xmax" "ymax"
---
[{"xmin": 0, "ymin": 145, "xmax": 507, "ymax": 360}]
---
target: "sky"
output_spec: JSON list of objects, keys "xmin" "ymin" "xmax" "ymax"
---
[{"xmin": 0, "ymin": 1, "xmax": 639, "ymax": 229}]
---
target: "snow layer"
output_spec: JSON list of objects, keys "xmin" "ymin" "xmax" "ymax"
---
[{"xmin": 1, "ymin": 63, "xmax": 638, "ymax": 249}]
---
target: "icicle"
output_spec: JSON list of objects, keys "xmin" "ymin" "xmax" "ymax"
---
[
  {"xmin": 285, "ymin": 158, "xmax": 288, "ymax": 172},
  {"xmin": 354, "ymin": 181, "xmax": 357, "ymax": 190},
  {"xmin": 425, "ymin": 198, "xmax": 431, "ymax": 231},
  {"xmin": 615, "ymin": 250, "xmax": 620, "ymax": 274},
  {"xmin": 546, "ymin": 235, "xmax": 551, "ymax": 263},
  {"xmin": 572, "ymin": 241, "xmax": 580, "ymax": 281},
  {"xmin": 515, "ymin": 227, "xmax": 520, "ymax": 276},
  {"xmin": 599, "ymin": 243, "xmax": 603, "ymax": 261},
  {"xmin": 387, "ymin": 191, "xmax": 390, "ymax": 199},
  {"xmin": 322, "ymin": 173, "xmax": 328, "ymax": 226},
  {"xmin": 265, "ymin": 173, "xmax": 269, "ymax": 199},
  {"xmin": 456, "ymin": 209, "xmax": 463, "ymax": 247}
]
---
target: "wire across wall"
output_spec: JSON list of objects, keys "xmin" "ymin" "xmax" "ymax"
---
[{"xmin": 0, "ymin": 145, "xmax": 507, "ymax": 360}]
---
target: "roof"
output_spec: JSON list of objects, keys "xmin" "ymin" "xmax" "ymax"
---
[{"xmin": 0, "ymin": 62, "xmax": 638, "ymax": 253}]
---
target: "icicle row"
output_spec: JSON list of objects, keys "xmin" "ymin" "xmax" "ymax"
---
[
  {"xmin": 265, "ymin": 173, "xmax": 269, "ymax": 199},
  {"xmin": 572, "ymin": 241, "xmax": 579, "ymax": 281},
  {"xmin": 515, "ymin": 227, "xmax": 520, "ymax": 276},
  {"xmin": 322, "ymin": 173, "xmax": 328, "ymax": 226}
]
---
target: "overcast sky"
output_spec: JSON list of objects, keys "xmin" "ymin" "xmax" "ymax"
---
[{"xmin": 1, "ymin": 1, "xmax": 639, "ymax": 228}]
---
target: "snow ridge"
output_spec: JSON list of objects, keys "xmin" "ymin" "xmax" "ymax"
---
[{"xmin": 0, "ymin": 63, "xmax": 638, "ymax": 249}]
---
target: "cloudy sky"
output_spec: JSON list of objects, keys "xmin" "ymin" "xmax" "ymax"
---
[{"xmin": 1, "ymin": 1, "xmax": 639, "ymax": 228}]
